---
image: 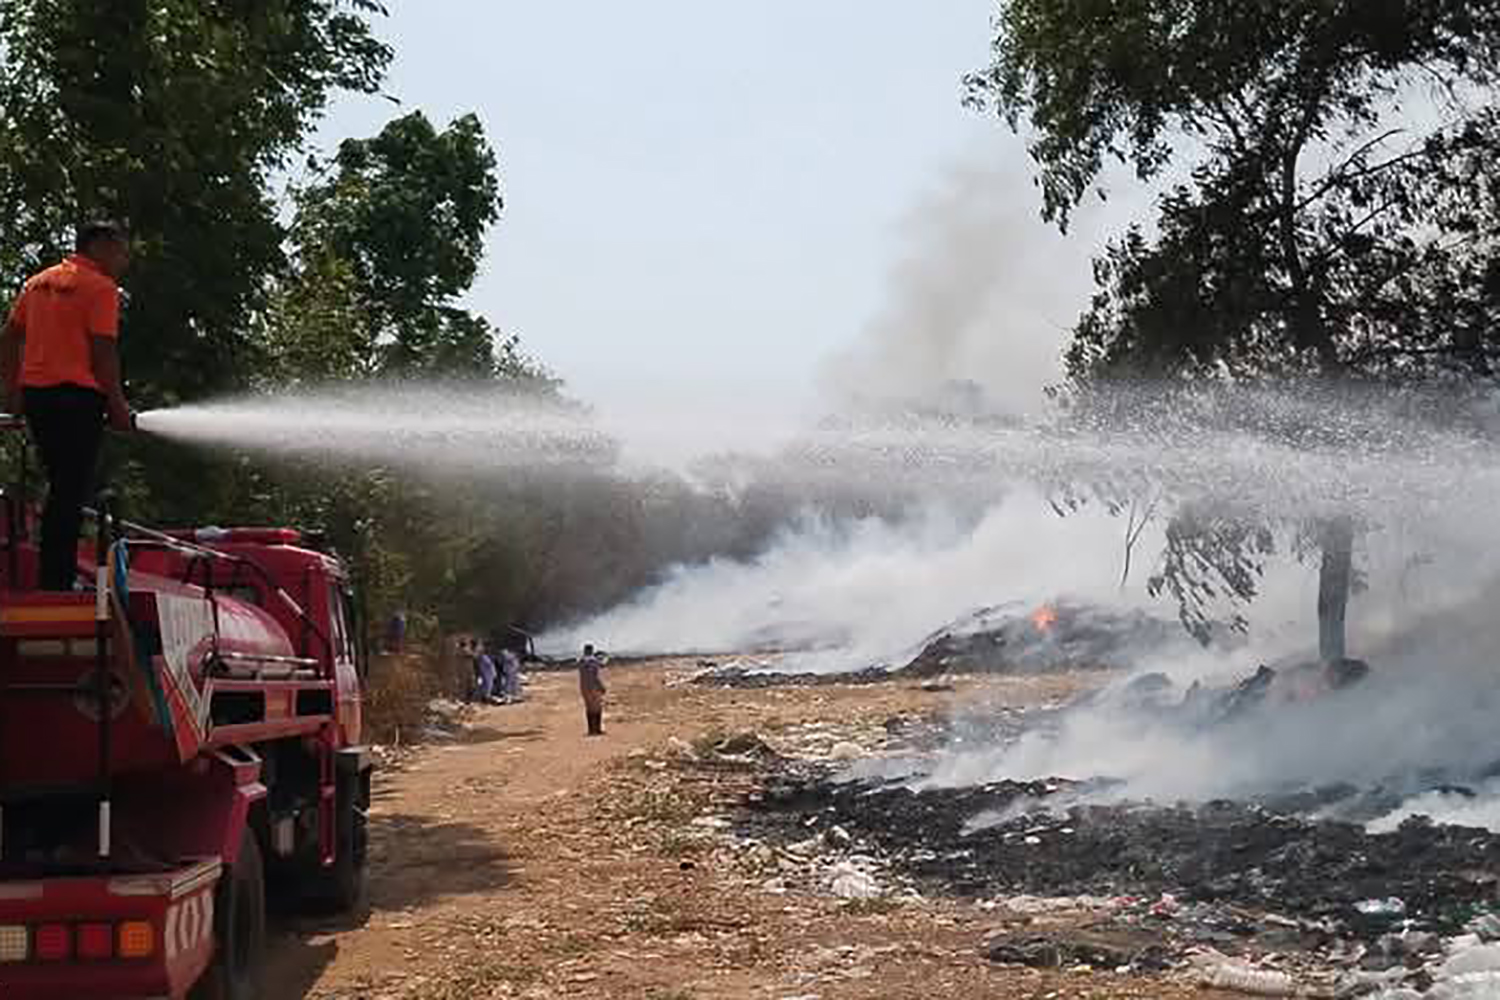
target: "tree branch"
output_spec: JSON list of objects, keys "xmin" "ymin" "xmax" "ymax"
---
[{"xmin": 1296, "ymin": 129, "xmax": 1415, "ymax": 211}]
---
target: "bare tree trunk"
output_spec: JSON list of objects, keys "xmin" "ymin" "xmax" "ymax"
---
[
  {"xmin": 1120, "ymin": 492, "xmax": 1160, "ymax": 592},
  {"xmin": 1317, "ymin": 516, "xmax": 1354, "ymax": 662}
]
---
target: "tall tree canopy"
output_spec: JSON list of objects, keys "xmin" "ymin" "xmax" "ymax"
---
[
  {"xmin": 970, "ymin": 0, "xmax": 1500, "ymax": 654},
  {"xmin": 0, "ymin": 0, "xmax": 393, "ymax": 403},
  {"xmin": 969, "ymin": 0, "xmax": 1500, "ymax": 382},
  {"xmin": 279, "ymin": 111, "xmax": 510, "ymax": 381}
]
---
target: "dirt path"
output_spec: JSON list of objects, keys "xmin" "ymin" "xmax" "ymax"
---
[{"xmin": 264, "ymin": 662, "xmax": 1215, "ymax": 999}]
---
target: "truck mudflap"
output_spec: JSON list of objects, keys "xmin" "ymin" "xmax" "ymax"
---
[{"xmin": 0, "ymin": 857, "xmax": 221, "ymax": 999}]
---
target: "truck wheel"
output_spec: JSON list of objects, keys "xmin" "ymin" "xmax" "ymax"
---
[
  {"xmin": 305, "ymin": 769, "xmax": 369, "ymax": 914},
  {"xmin": 192, "ymin": 829, "xmax": 266, "ymax": 1000}
]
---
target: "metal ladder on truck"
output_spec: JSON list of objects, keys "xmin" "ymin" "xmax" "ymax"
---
[{"xmin": 0, "ymin": 412, "xmax": 121, "ymax": 870}]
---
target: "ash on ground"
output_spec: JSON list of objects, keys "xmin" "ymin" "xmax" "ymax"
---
[{"xmin": 674, "ymin": 670, "xmax": 1500, "ymax": 997}]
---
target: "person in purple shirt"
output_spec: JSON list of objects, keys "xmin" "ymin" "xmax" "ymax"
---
[{"xmin": 475, "ymin": 645, "xmax": 498, "ymax": 703}]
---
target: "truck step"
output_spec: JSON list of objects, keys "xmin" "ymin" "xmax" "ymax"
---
[
  {"xmin": 0, "ymin": 593, "xmax": 99, "ymax": 640},
  {"xmin": 0, "ymin": 782, "xmax": 105, "ymax": 805}
]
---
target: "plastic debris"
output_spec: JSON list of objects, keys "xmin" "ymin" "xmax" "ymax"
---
[
  {"xmin": 830, "ymin": 869, "xmax": 881, "ymax": 900},
  {"xmin": 1188, "ymin": 949, "xmax": 1300, "ymax": 997},
  {"xmin": 1466, "ymin": 913, "xmax": 1500, "ymax": 943},
  {"xmin": 999, "ymin": 894, "xmax": 1123, "ymax": 916},
  {"xmin": 1437, "ymin": 940, "xmax": 1500, "ymax": 978},
  {"xmin": 1149, "ymin": 892, "xmax": 1180, "ymax": 917},
  {"xmin": 829, "ymin": 741, "xmax": 864, "ymax": 761},
  {"xmin": 1355, "ymin": 898, "xmax": 1408, "ymax": 917}
]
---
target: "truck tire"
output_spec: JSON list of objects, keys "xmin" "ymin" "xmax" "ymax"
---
[
  {"xmin": 192, "ymin": 829, "xmax": 266, "ymax": 1000},
  {"xmin": 304, "ymin": 768, "xmax": 369, "ymax": 914}
]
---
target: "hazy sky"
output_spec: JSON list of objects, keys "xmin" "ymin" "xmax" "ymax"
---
[{"xmin": 318, "ymin": 2, "xmax": 1098, "ymax": 423}]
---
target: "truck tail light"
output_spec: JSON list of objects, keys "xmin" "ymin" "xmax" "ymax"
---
[
  {"xmin": 78, "ymin": 922, "xmax": 114, "ymax": 960},
  {"xmin": 33, "ymin": 923, "xmax": 70, "ymax": 961},
  {"xmin": 0, "ymin": 925, "xmax": 27, "ymax": 962},
  {"xmin": 118, "ymin": 920, "xmax": 155, "ymax": 959}
]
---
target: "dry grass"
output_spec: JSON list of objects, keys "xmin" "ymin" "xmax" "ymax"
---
[{"xmin": 362, "ymin": 652, "xmax": 445, "ymax": 744}]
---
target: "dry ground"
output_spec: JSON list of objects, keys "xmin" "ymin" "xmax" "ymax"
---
[{"xmin": 264, "ymin": 661, "xmax": 1228, "ymax": 999}]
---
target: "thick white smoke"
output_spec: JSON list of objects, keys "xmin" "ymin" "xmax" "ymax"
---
[
  {"xmin": 924, "ymin": 521, "xmax": 1500, "ymax": 830},
  {"xmin": 821, "ymin": 146, "xmax": 1139, "ymax": 416},
  {"xmin": 543, "ymin": 490, "xmax": 1161, "ymax": 666}
]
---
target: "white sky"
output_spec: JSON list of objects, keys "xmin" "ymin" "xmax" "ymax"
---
[{"xmin": 316, "ymin": 2, "xmax": 1109, "ymax": 427}]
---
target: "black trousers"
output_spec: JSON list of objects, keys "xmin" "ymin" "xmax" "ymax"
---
[{"xmin": 24, "ymin": 386, "xmax": 105, "ymax": 590}]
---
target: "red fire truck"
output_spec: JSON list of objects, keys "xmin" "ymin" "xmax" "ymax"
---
[{"xmin": 0, "ymin": 432, "xmax": 372, "ymax": 998}]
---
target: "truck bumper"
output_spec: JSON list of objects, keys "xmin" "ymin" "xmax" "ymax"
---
[{"xmin": 0, "ymin": 858, "xmax": 220, "ymax": 999}]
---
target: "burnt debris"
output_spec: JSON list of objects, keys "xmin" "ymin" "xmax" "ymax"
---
[{"xmin": 745, "ymin": 770, "xmax": 1500, "ymax": 939}]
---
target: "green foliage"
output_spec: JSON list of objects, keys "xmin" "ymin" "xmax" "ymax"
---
[
  {"xmin": 969, "ymin": 0, "xmax": 1500, "ymax": 225},
  {"xmin": 282, "ymin": 111, "xmax": 507, "ymax": 380},
  {"xmin": 0, "ymin": 0, "xmax": 393, "ymax": 404},
  {"xmin": 975, "ymin": 0, "xmax": 1500, "ymax": 642},
  {"xmin": 0, "ymin": 1, "xmax": 584, "ymax": 642},
  {"xmin": 233, "ymin": 102, "xmax": 573, "ymax": 638},
  {"xmin": 0, "ymin": 4, "xmax": 786, "ymax": 650},
  {"xmin": 972, "ymin": 0, "xmax": 1500, "ymax": 379},
  {"xmin": 1148, "ymin": 501, "xmax": 1277, "ymax": 643}
]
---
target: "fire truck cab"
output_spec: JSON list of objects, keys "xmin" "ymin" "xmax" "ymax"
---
[{"xmin": 0, "ymin": 443, "xmax": 372, "ymax": 998}]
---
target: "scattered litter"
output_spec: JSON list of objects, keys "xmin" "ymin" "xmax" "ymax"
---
[
  {"xmin": 1437, "ymin": 939, "xmax": 1500, "ymax": 978},
  {"xmin": 685, "ymin": 662, "xmax": 891, "ymax": 690},
  {"xmin": 828, "ymin": 861, "xmax": 881, "ymax": 900},
  {"xmin": 1149, "ymin": 893, "xmax": 1179, "ymax": 917},
  {"xmin": 985, "ymin": 931, "xmax": 1171, "ymax": 972},
  {"xmin": 823, "ymin": 825, "xmax": 853, "ymax": 847},
  {"xmin": 997, "ymin": 895, "xmax": 1124, "ymax": 916},
  {"xmin": 829, "ymin": 742, "xmax": 864, "ymax": 762},
  {"xmin": 1467, "ymin": 913, "xmax": 1500, "ymax": 942},
  {"xmin": 691, "ymin": 815, "xmax": 731, "ymax": 830},
  {"xmin": 665, "ymin": 736, "xmax": 698, "ymax": 760},
  {"xmin": 1188, "ymin": 949, "xmax": 1301, "ymax": 996}
]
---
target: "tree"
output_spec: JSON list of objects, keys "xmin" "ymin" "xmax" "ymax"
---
[
  {"xmin": 0, "ymin": 0, "xmax": 393, "ymax": 404},
  {"xmin": 0, "ymin": 2, "xmax": 679, "ymax": 652},
  {"xmin": 970, "ymin": 0, "xmax": 1500, "ymax": 658},
  {"xmin": 236, "ymin": 108, "xmax": 580, "ymax": 644},
  {"xmin": 281, "ymin": 111, "xmax": 507, "ymax": 380}
]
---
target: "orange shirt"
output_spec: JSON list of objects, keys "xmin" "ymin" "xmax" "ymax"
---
[{"xmin": 7, "ymin": 255, "xmax": 120, "ymax": 392}]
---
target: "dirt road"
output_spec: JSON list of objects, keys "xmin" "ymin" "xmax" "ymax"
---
[{"xmin": 264, "ymin": 662, "xmax": 1212, "ymax": 999}]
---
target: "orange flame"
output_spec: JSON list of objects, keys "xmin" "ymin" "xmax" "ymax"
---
[{"xmin": 1031, "ymin": 605, "xmax": 1058, "ymax": 632}]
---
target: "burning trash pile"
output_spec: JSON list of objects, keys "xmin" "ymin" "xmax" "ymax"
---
[
  {"xmin": 900, "ymin": 600, "xmax": 1188, "ymax": 678},
  {"xmin": 682, "ymin": 599, "xmax": 1192, "ymax": 689}
]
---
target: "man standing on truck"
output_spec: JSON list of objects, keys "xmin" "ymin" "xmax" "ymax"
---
[{"xmin": 1, "ymin": 221, "xmax": 135, "ymax": 590}]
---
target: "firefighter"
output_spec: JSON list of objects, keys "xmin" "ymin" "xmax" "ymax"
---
[
  {"xmin": 579, "ymin": 643, "xmax": 607, "ymax": 736},
  {"xmin": 1, "ymin": 221, "xmax": 135, "ymax": 590}
]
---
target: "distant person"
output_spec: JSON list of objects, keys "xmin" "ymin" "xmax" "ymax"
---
[
  {"xmin": 578, "ymin": 643, "xmax": 607, "ymax": 736},
  {"xmin": 1, "ymin": 221, "xmax": 135, "ymax": 590},
  {"xmin": 475, "ymin": 644, "xmax": 498, "ymax": 704},
  {"xmin": 499, "ymin": 646, "xmax": 524, "ymax": 702},
  {"xmin": 385, "ymin": 610, "xmax": 406, "ymax": 654},
  {"xmin": 463, "ymin": 640, "xmax": 482, "ymax": 702}
]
